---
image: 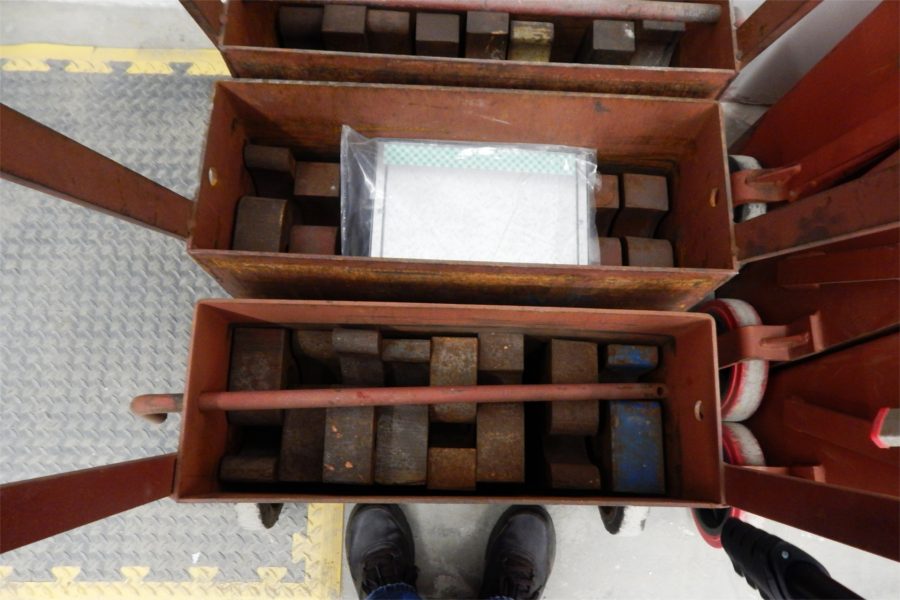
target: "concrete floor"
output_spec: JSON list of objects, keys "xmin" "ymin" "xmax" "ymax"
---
[{"xmin": 2, "ymin": 2, "xmax": 898, "ymax": 599}]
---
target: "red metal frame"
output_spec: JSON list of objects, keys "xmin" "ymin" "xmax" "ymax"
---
[{"xmin": 0, "ymin": 454, "xmax": 176, "ymax": 553}]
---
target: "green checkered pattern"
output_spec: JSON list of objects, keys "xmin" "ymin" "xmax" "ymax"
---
[{"xmin": 383, "ymin": 141, "xmax": 580, "ymax": 175}]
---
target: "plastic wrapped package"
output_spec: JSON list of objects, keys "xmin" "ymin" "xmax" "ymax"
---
[{"xmin": 340, "ymin": 126, "xmax": 600, "ymax": 265}]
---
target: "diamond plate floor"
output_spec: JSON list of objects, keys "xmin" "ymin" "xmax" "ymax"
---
[{"xmin": 0, "ymin": 66, "xmax": 310, "ymax": 584}]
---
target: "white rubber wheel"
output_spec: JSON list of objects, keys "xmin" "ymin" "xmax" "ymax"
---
[
  {"xmin": 699, "ymin": 298, "xmax": 769, "ymax": 422},
  {"xmin": 599, "ymin": 506, "xmax": 650, "ymax": 537},
  {"xmin": 692, "ymin": 423, "xmax": 765, "ymax": 548},
  {"xmin": 729, "ymin": 155, "xmax": 768, "ymax": 223}
]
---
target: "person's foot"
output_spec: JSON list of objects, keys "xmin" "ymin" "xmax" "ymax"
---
[
  {"xmin": 480, "ymin": 506, "xmax": 556, "ymax": 600},
  {"xmin": 346, "ymin": 504, "xmax": 418, "ymax": 599}
]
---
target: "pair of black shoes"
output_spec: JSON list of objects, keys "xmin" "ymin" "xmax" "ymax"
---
[{"xmin": 346, "ymin": 505, "xmax": 556, "ymax": 600}]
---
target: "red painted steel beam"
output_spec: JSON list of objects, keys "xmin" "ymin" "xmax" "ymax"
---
[
  {"xmin": 777, "ymin": 244, "xmax": 900, "ymax": 287},
  {"xmin": 735, "ymin": 159, "xmax": 899, "ymax": 264},
  {"xmin": 737, "ymin": 1, "xmax": 899, "ymax": 200},
  {"xmin": 197, "ymin": 382, "xmax": 667, "ymax": 412},
  {"xmin": 0, "ymin": 105, "xmax": 194, "ymax": 239},
  {"xmin": 282, "ymin": 0, "xmax": 722, "ymax": 23},
  {"xmin": 724, "ymin": 464, "xmax": 900, "ymax": 561},
  {"xmin": 736, "ymin": 0, "xmax": 821, "ymax": 66},
  {"xmin": 0, "ymin": 454, "xmax": 176, "ymax": 553}
]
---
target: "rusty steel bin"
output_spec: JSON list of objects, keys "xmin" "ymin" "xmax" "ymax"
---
[
  {"xmin": 217, "ymin": 0, "xmax": 737, "ymax": 99},
  {"xmin": 190, "ymin": 80, "xmax": 736, "ymax": 310},
  {"xmin": 174, "ymin": 300, "xmax": 722, "ymax": 506}
]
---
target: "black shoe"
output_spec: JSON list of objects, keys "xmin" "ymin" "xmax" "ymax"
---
[
  {"xmin": 480, "ymin": 506, "xmax": 556, "ymax": 600},
  {"xmin": 346, "ymin": 504, "xmax": 418, "ymax": 599}
]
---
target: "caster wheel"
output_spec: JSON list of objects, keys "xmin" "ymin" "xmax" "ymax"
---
[
  {"xmin": 692, "ymin": 423, "xmax": 765, "ymax": 548},
  {"xmin": 599, "ymin": 505, "xmax": 650, "ymax": 537},
  {"xmin": 699, "ymin": 298, "xmax": 769, "ymax": 422},
  {"xmin": 235, "ymin": 502, "xmax": 284, "ymax": 531},
  {"xmin": 728, "ymin": 155, "xmax": 768, "ymax": 223}
]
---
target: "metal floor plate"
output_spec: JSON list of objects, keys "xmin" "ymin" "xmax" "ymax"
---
[{"xmin": 0, "ymin": 56, "xmax": 326, "ymax": 593}]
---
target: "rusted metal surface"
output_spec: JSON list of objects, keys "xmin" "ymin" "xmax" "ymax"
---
[
  {"xmin": 597, "ymin": 238, "xmax": 623, "ymax": 266},
  {"xmin": 382, "ymin": 339, "xmax": 431, "ymax": 362},
  {"xmin": 623, "ymin": 237, "xmax": 674, "ymax": 268},
  {"xmin": 736, "ymin": 2, "xmax": 899, "ymax": 201},
  {"xmin": 279, "ymin": 408, "xmax": 326, "ymax": 481},
  {"xmin": 278, "ymin": 5, "xmax": 324, "ymax": 48},
  {"xmin": 430, "ymin": 337, "xmax": 478, "ymax": 423},
  {"xmin": 611, "ymin": 173, "xmax": 669, "ymax": 238},
  {"xmin": 594, "ymin": 173, "xmax": 620, "ymax": 236},
  {"xmin": 227, "ymin": 327, "xmax": 292, "ymax": 426},
  {"xmin": 604, "ymin": 401, "xmax": 665, "ymax": 494},
  {"xmin": 294, "ymin": 161, "xmax": 340, "ymax": 197},
  {"xmin": 546, "ymin": 339, "xmax": 599, "ymax": 436},
  {"xmin": 180, "ymin": 0, "xmax": 223, "ymax": 46},
  {"xmin": 375, "ymin": 405, "xmax": 429, "ymax": 484},
  {"xmin": 280, "ymin": 0, "xmax": 723, "ymax": 23},
  {"xmin": 322, "ymin": 4, "xmax": 369, "ymax": 52},
  {"xmin": 334, "ymin": 327, "xmax": 385, "ymax": 386},
  {"xmin": 736, "ymin": 0, "xmax": 821, "ymax": 66},
  {"xmin": 219, "ymin": 454, "xmax": 279, "ymax": 483},
  {"xmin": 543, "ymin": 435, "xmax": 602, "ymax": 490},
  {"xmin": 477, "ymin": 332, "xmax": 524, "ymax": 385},
  {"xmin": 293, "ymin": 329, "xmax": 341, "ymax": 383},
  {"xmin": 0, "ymin": 104, "xmax": 194, "ymax": 239},
  {"xmin": 735, "ymin": 161, "xmax": 900, "ymax": 264},
  {"xmin": 777, "ymin": 244, "xmax": 899, "ymax": 288},
  {"xmin": 465, "ymin": 11, "xmax": 509, "ymax": 59},
  {"xmin": 603, "ymin": 344, "xmax": 658, "ymax": 379},
  {"xmin": 415, "ymin": 12, "xmax": 460, "ymax": 57},
  {"xmin": 0, "ymin": 454, "xmax": 175, "ymax": 553},
  {"xmin": 244, "ymin": 143, "xmax": 295, "ymax": 173},
  {"xmin": 367, "ymin": 9, "xmax": 412, "ymax": 54},
  {"xmin": 130, "ymin": 392, "xmax": 184, "ymax": 424},
  {"xmin": 580, "ymin": 20, "xmax": 635, "ymax": 65},
  {"xmin": 199, "ymin": 382, "xmax": 669, "ymax": 411},
  {"xmin": 716, "ymin": 313, "xmax": 824, "ymax": 368},
  {"xmin": 427, "ymin": 447, "xmax": 477, "ymax": 490},
  {"xmin": 323, "ymin": 406, "xmax": 377, "ymax": 484},
  {"xmin": 476, "ymin": 402, "xmax": 525, "ymax": 482},
  {"xmin": 724, "ymin": 464, "xmax": 899, "ymax": 562},
  {"xmin": 730, "ymin": 164, "xmax": 801, "ymax": 206},
  {"xmin": 289, "ymin": 225, "xmax": 339, "ymax": 255},
  {"xmin": 631, "ymin": 20, "xmax": 684, "ymax": 67},
  {"xmin": 175, "ymin": 300, "xmax": 721, "ymax": 505},
  {"xmin": 721, "ymin": 229, "xmax": 899, "ymax": 361},
  {"xmin": 744, "ymin": 332, "xmax": 899, "ymax": 498},
  {"xmin": 231, "ymin": 196, "xmax": 292, "ymax": 252},
  {"xmin": 508, "ymin": 20, "xmax": 554, "ymax": 62}
]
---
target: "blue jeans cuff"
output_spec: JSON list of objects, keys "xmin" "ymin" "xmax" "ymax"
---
[{"xmin": 364, "ymin": 581, "xmax": 422, "ymax": 600}]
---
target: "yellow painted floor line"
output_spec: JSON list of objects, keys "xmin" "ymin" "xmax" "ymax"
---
[
  {"xmin": 0, "ymin": 503, "xmax": 344, "ymax": 600},
  {"xmin": 0, "ymin": 43, "xmax": 229, "ymax": 76}
]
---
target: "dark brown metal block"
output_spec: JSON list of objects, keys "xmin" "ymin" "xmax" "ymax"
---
[
  {"xmin": 508, "ymin": 21, "xmax": 553, "ymax": 62},
  {"xmin": 323, "ymin": 406, "xmax": 376, "ymax": 484},
  {"xmin": 367, "ymin": 9, "xmax": 412, "ymax": 55},
  {"xmin": 637, "ymin": 19, "xmax": 685, "ymax": 43},
  {"xmin": 382, "ymin": 339, "xmax": 431, "ymax": 363},
  {"xmin": 244, "ymin": 144, "xmax": 296, "ymax": 174},
  {"xmin": 427, "ymin": 447, "xmax": 477, "ymax": 490},
  {"xmin": 219, "ymin": 455, "xmax": 278, "ymax": 483},
  {"xmin": 288, "ymin": 225, "xmax": 338, "ymax": 255},
  {"xmin": 477, "ymin": 332, "xmax": 523, "ymax": 385},
  {"xmin": 611, "ymin": 173, "xmax": 669, "ymax": 238},
  {"xmin": 322, "ymin": 4, "xmax": 368, "ymax": 52},
  {"xmin": 543, "ymin": 435, "xmax": 602, "ymax": 490},
  {"xmin": 333, "ymin": 328, "xmax": 381, "ymax": 356},
  {"xmin": 546, "ymin": 339, "xmax": 599, "ymax": 435},
  {"xmin": 375, "ymin": 405, "xmax": 429, "ymax": 485},
  {"xmin": 415, "ymin": 13, "xmax": 460, "ymax": 57},
  {"xmin": 597, "ymin": 237, "xmax": 623, "ymax": 266},
  {"xmin": 334, "ymin": 328, "xmax": 384, "ymax": 386},
  {"xmin": 430, "ymin": 337, "xmax": 478, "ymax": 423},
  {"xmin": 231, "ymin": 196, "xmax": 291, "ymax": 253},
  {"xmin": 292, "ymin": 329, "xmax": 340, "ymax": 384},
  {"xmin": 622, "ymin": 237, "xmax": 674, "ymax": 267},
  {"xmin": 580, "ymin": 20, "xmax": 636, "ymax": 65},
  {"xmin": 279, "ymin": 6, "xmax": 324, "ymax": 49},
  {"xmin": 630, "ymin": 20, "xmax": 684, "ymax": 67},
  {"xmin": 294, "ymin": 162, "xmax": 340, "ymax": 198},
  {"xmin": 465, "ymin": 11, "xmax": 509, "ymax": 60},
  {"xmin": 279, "ymin": 408, "xmax": 326, "ymax": 482},
  {"xmin": 227, "ymin": 327, "xmax": 292, "ymax": 426},
  {"xmin": 476, "ymin": 402, "xmax": 524, "ymax": 483},
  {"xmin": 594, "ymin": 173, "xmax": 620, "ymax": 236}
]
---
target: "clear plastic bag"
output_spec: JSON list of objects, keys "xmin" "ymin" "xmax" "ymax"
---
[{"xmin": 340, "ymin": 126, "xmax": 600, "ymax": 265}]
